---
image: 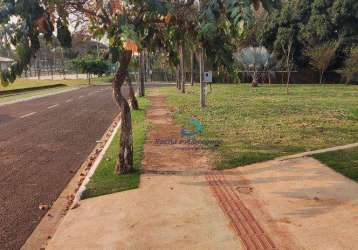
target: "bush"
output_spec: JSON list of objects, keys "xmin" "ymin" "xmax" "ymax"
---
[{"xmin": 72, "ymin": 58, "xmax": 110, "ymax": 84}]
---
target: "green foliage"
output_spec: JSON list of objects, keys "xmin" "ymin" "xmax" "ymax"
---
[
  {"xmin": 72, "ymin": 58, "xmax": 110, "ymax": 77},
  {"xmin": 0, "ymin": 0, "xmax": 280, "ymax": 86},
  {"xmin": 304, "ymin": 41, "xmax": 340, "ymax": 83},
  {"xmin": 199, "ymin": 0, "xmax": 280, "ymax": 70},
  {"xmin": 0, "ymin": 0, "xmax": 71, "ymax": 85},
  {"xmin": 57, "ymin": 19, "xmax": 72, "ymax": 48},
  {"xmin": 259, "ymin": 0, "xmax": 358, "ymax": 70},
  {"xmin": 340, "ymin": 46, "xmax": 358, "ymax": 84}
]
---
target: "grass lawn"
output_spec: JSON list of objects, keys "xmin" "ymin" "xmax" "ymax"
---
[
  {"xmin": 0, "ymin": 76, "xmax": 112, "ymax": 92},
  {"xmin": 159, "ymin": 84, "xmax": 358, "ymax": 169},
  {"xmin": 314, "ymin": 147, "xmax": 358, "ymax": 182},
  {"xmin": 82, "ymin": 97, "xmax": 150, "ymax": 199}
]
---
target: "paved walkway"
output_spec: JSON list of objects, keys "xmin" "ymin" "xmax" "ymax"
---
[
  {"xmin": 46, "ymin": 90, "xmax": 358, "ymax": 250},
  {"xmin": 228, "ymin": 157, "xmax": 358, "ymax": 250}
]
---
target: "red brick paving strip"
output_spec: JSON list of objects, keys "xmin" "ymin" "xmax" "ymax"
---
[{"xmin": 206, "ymin": 172, "xmax": 276, "ymax": 250}]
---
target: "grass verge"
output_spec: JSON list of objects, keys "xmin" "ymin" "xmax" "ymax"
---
[
  {"xmin": 314, "ymin": 147, "xmax": 358, "ymax": 182},
  {"xmin": 159, "ymin": 84, "xmax": 358, "ymax": 169},
  {"xmin": 0, "ymin": 76, "xmax": 113, "ymax": 104},
  {"xmin": 82, "ymin": 97, "xmax": 150, "ymax": 199},
  {"xmin": 0, "ymin": 76, "xmax": 112, "ymax": 92}
]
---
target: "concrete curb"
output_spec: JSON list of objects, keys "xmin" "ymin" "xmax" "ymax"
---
[
  {"xmin": 276, "ymin": 142, "xmax": 358, "ymax": 161},
  {"xmin": 21, "ymin": 114, "xmax": 121, "ymax": 250},
  {"xmin": 72, "ymin": 119, "xmax": 121, "ymax": 206}
]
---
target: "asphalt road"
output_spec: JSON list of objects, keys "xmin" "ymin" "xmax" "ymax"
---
[{"xmin": 0, "ymin": 85, "xmax": 126, "ymax": 250}]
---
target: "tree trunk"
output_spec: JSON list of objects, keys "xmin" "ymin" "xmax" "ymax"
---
[
  {"xmin": 126, "ymin": 72, "xmax": 139, "ymax": 110},
  {"xmin": 179, "ymin": 42, "xmax": 185, "ymax": 93},
  {"xmin": 144, "ymin": 50, "xmax": 148, "ymax": 82},
  {"xmin": 268, "ymin": 73, "xmax": 271, "ymax": 85},
  {"xmin": 176, "ymin": 65, "xmax": 181, "ymax": 90},
  {"xmin": 286, "ymin": 67, "xmax": 290, "ymax": 94},
  {"xmin": 252, "ymin": 70, "xmax": 258, "ymax": 87},
  {"xmin": 190, "ymin": 50, "xmax": 194, "ymax": 86},
  {"xmin": 138, "ymin": 51, "xmax": 145, "ymax": 97},
  {"xmin": 113, "ymin": 50, "xmax": 134, "ymax": 174},
  {"xmin": 199, "ymin": 50, "xmax": 206, "ymax": 107},
  {"xmin": 319, "ymin": 71, "xmax": 324, "ymax": 84},
  {"xmin": 37, "ymin": 56, "xmax": 41, "ymax": 80}
]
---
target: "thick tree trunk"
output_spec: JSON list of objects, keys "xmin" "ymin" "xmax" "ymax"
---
[
  {"xmin": 126, "ymin": 72, "xmax": 139, "ymax": 110},
  {"xmin": 138, "ymin": 51, "xmax": 145, "ymax": 97},
  {"xmin": 113, "ymin": 50, "xmax": 134, "ymax": 174},
  {"xmin": 179, "ymin": 42, "xmax": 185, "ymax": 93}
]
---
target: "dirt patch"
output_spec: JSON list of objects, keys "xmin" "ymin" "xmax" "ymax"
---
[{"xmin": 142, "ymin": 90, "xmax": 213, "ymax": 174}]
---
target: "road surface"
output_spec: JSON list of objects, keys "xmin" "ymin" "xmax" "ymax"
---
[{"xmin": 0, "ymin": 85, "xmax": 125, "ymax": 250}]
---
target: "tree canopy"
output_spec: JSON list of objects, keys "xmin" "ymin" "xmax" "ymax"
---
[{"xmin": 259, "ymin": 0, "xmax": 358, "ymax": 69}]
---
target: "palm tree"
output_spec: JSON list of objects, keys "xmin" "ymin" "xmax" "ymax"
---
[{"xmin": 234, "ymin": 46, "xmax": 276, "ymax": 87}]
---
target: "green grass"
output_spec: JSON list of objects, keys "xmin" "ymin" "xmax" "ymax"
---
[
  {"xmin": 81, "ymin": 97, "xmax": 150, "ymax": 199},
  {"xmin": 314, "ymin": 147, "xmax": 358, "ymax": 182},
  {"xmin": 0, "ymin": 87, "xmax": 76, "ymax": 103},
  {"xmin": 0, "ymin": 76, "xmax": 112, "ymax": 92},
  {"xmin": 0, "ymin": 76, "xmax": 113, "ymax": 103},
  {"xmin": 159, "ymin": 84, "xmax": 358, "ymax": 169}
]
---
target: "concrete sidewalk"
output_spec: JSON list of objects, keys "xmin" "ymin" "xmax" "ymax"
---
[
  {"xmin": 225, "ymin": 157, "xmax": 358, "ymax": 250},
  {"xmin": 47, "ymin": 174, "xmax": 242, "ymax": 250}
]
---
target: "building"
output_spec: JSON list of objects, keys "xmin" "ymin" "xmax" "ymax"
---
[{"xmin": 0, "ymin": 57, "xmax": 13, "ymax": 70}]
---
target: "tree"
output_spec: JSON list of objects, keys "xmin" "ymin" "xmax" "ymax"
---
[
  {"xmin": 340, "ymin": 46, "xmax": 358, "ymax": 84},
  {"xmin": 72, "ymin": 58, "xmax": 109, "ymax": 84},
  {"xmin": 0, "ymin": 0, "xmax": 278, "ymax": 174},
  {"xmin": 234, "ymin": 46, "xmax": 275, "ymax": 87},
  {"xmin": 304, "ymin": 41, "xmax": 339, "ymax": 84},
  {"xmin": 259, "ymin": 0, "xmax": 358, "ymax": 72}
]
